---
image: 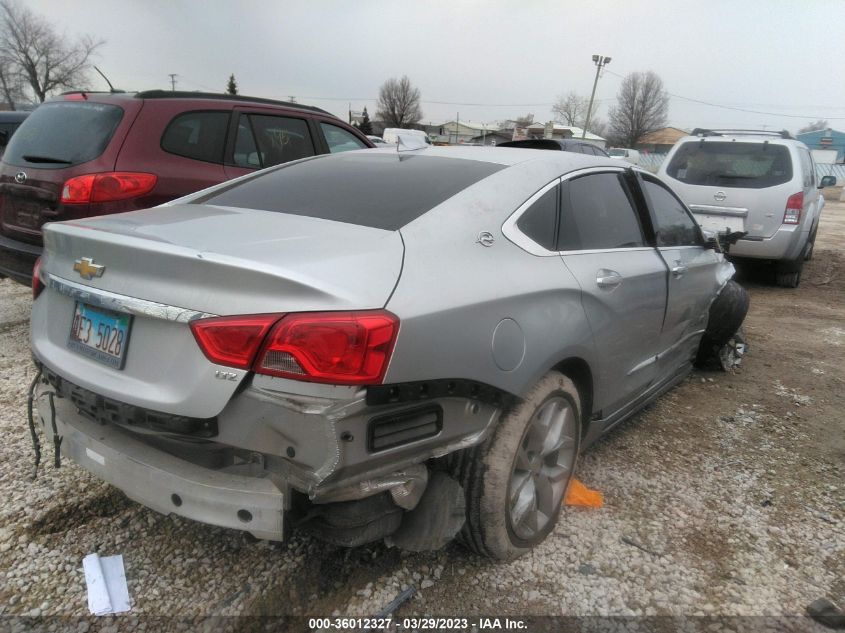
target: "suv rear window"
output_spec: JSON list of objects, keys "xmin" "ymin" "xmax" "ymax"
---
[
  {"xmin": 666, "ymin": 141, "xmax": 792, "ymax": 189},
  {"xmin": 3, "ymin": 102, "xmax": 123, "ymax": 168},
  {"xmin": 195, "ymin": 153, "xmax": 504, "ymax": 230},
  {"xmin": 161, "ymin": 111, "xmax": 230, "ymax": 163}
]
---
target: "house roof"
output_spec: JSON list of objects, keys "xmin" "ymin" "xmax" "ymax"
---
[
  {"xmin": 637, "ymin": 127, "xmax": 688, "ymax": 144},
  {"xmin": 526, "ymin": 122, "xmax": 605, "ymax": 141}
]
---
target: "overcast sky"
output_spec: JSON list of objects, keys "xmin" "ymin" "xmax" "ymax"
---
[{"xmin": 26, "ymin": 0, "xmax": 845, "ymax": 133}]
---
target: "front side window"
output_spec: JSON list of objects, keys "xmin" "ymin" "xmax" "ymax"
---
[
  {"xmin": 558, "ymin": 172, "xmax": 644, "ymax": 251},
  {"xmin": 161, "ymin": 111, "xmax": 230, "ymax": 163},
  {"xmin": 321, "ymin": 122, "xmax": 367, "ymax": 153},
  {"xmin": 642, "ymin": 177, "xmax": 702, "ymax": 247}
]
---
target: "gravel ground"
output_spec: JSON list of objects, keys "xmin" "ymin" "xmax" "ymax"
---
[{"xmin": 0, "ymin": 204, "xmax": 843, "ymax": 627}]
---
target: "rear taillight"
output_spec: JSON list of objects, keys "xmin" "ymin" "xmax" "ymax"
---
[
  {"xmin": 32, "ymin": 256, "xmax": 44, "ymax": 300},
  {"xmin": 61, "ymin": 172, "xmax": 158, "ymax": 204},
  {"xmin": 190, "ymin": 314, "xmax": 282, "ymax": 370},
  {"xmin": 254, "ymin": 311, "xmax": 399, "ymax": 385},
  {"xmin": 190, "ymin": 310, "xmax": 400, "ymax": 385},
  {"xmin": 783, "ymin": 192, "xmax": 803, "ymax": 225}
]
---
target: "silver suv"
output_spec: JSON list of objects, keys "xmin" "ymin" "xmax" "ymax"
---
[{"xmin": 659, "ymin": 129, "xmax": 827, "ymax": 287}]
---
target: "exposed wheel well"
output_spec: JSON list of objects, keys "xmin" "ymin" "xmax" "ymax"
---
[{"xmin": 551, "ymin": 357, "xmax": 593, "ymax": 438}]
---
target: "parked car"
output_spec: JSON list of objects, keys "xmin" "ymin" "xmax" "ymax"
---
[
  {"xmin": 0, "ymin": 90, "xmax": 373, "ymax": 284},
  {"xmin": 499, "ymin": 138, "xmax": 610, "ymax": 157},
  {"xmin": 29, "ymin": 146, "xmax": 746, "ymax": 560},
  {"xmin": 608, "ymin": 147, "xmax": 641, "ymax": 164},
  {"xmin": 658, "ymin": 129, "xmax": 829, "ymax": 287},
  {"xmin": 382, "ymin": 127, "xmax": 431, "ymax": 146},
  {"xmin": 367, "ymin": 135, "xmax": 389, "ymax": 145},
  {"xmin": 0, "ymin": 111, "xmax": 30, "ymax": 154}
]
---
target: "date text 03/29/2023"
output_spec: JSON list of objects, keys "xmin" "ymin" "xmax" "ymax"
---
[{"xmin": 307, "ymin": 617, "xmax": 528, "ymax": 630}]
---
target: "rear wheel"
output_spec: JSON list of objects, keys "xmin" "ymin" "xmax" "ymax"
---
[
  {"xmin": 458, "ymin": 371, "xmax": 581, "ymax": 561},
  {"xmin": 775, "ymin": 269, "xmax": 801, "ymax": 288}
]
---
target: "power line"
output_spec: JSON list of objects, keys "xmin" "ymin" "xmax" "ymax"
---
[{"xmin": 602, "ymin": 68, "xmax": 845, "ymax": 120}]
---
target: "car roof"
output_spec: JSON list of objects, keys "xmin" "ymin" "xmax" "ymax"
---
[
  {"xmin": 365, "ymin": 145, "xmax": 620, "ymax": 170},
  {"xmin": 51, "ymin": 90, "xmax": 333, "ymax": 117}
]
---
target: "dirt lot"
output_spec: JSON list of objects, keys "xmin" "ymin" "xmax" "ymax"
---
[{"xmin": 0, "ymin": 204, "xmax": 842, "ymax": 626}]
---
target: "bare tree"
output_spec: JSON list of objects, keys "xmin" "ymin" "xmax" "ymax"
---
[
  {"xmin": 608, "ymin": 71, "xmax": 669, "ymax": 147},
  {"xmin": 552, "ymin": 91, "xmax": 595, "ymax": 127},
  {"xmin": 0, "ymin": 0, "xmax": 103, "ymax": 103},
  {"xmin": 798, "ymin": 119, "xmax": 828, "ymax": 134},
  {"xmin": 376, "ymin": 75, "xmax": 422, "ymax": 128}
]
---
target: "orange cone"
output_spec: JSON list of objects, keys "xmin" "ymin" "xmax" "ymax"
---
[{"xmin": 564, "ymin": 478, "xmax": 604, "ymax": 507}]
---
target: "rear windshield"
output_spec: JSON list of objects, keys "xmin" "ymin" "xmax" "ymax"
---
[
  {"xmin": 194, "ymin": 153, "xmax": 505, "ymax": 230},
  {"xmin": 665, "ymin": 141, "xmax": 792, "ymax": 189},
  {"xmin": 3, "ymin": 102, "xmax": 124, "ymax": 168},
  {"xmin": 609, "ymin": 149, "xmax": 626, "ymax": 157}
]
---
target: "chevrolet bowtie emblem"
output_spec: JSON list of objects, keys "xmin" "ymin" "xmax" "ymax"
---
[{"xmin": 73, "ymin": 257, "xmax": 105, "ymax": 280}]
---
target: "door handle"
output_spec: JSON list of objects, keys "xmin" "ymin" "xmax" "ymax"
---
[
  {"xmin": 671, "ymin": 262, "xmax": 688, "ymax": 277},
  {"xmin": 596, "ymin": 269, "xmax": 623, "ymax": 288}
]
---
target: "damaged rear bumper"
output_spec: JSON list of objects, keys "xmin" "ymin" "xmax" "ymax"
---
[{"xmin": 35, "ymin": 384, "xmax": 288, "ymax": 540}]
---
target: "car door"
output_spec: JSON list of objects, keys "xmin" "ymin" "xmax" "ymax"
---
[
  {"xmin": 638, "ymin": 173, "xmax": 722, "ymax": 375},
  {"xmin": 558, "ymin": 169, "xmax": 667, "ymax": 417},
  {"xmin": 223, "ymin": 110, "xmax": 317, "ymax": 180}
]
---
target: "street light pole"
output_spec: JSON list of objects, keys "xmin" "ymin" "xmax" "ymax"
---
[{"xmin": 582, "ymin": 54, "xmax": 611, "ymax": 139}]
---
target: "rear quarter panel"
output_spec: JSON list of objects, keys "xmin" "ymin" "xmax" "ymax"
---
[{"xmin": 384, "ymin": 160, "xmax": 598, "ymax": 400}]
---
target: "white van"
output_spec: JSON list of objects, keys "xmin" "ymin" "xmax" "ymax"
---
[
  {"xmin": 608, "ymin": 147, "xmax": 641, "ymax": 165},
  {"xmin": 382, "ymin": 128, "xmax": 431, "ymax": 146}
]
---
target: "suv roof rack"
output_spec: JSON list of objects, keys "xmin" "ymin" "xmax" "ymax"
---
[
  {"xmin": 59, "ymin": 90, "xmax": 127, "ymax": 96},
  {"xmin": 690, "ymin": 128, "xmax": 793, "ymax": 140},
  {"xmin": 133, "ymin": 90, "xmax": 333, "ymax": 116}
]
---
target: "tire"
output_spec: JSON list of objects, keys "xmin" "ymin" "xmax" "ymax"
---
[
  {"xmin": 696, "ymin": 280, "xmax": 750, "ymax": 366},
  {"xmin": 776, "ymin": 270, "xmax": 801, "ymax": 288},
  {"xmin": 456, "ymin": 371, "xmax": 581, "ymax": 561},
  {"xmin": 803, "ymin": 227, "xmax": 817, "ymax": 261}
]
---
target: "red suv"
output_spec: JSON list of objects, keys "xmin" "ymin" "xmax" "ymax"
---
[{"xmin": 0, "ymin": 90, "xmax": 373, "ymax": 283}]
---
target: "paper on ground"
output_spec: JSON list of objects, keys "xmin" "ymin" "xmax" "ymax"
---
[{"xmin": 83, "ymin": 553, "xmax": 130, "ymax": 615}]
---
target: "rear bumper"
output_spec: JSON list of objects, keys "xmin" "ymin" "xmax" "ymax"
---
[
  {"xmin": 728, "ymin": 224, "xmax": 806, "ymax": 262},
  {"xmin": 36, "ymin": 384, "xmax": 287, "ymax": 540},
  {"xmin": 0, "ymin": 232, "xmax": 40, "ymax": 284}
]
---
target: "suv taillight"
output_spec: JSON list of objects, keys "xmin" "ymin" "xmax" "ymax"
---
[
  {"xmin": 32, "ymin": 256, "xmax": 44, "ymax": 300},
  {"xmin": 189, "ymin": 311, "xmax": 400, "ymax": 385},
  {"xmin": 783, "ymin": 192, "xmax": 803, "ymax": 225},
  {"xmin": 61, "ymin": 172, "xmax": 158, "ymax": 204}
]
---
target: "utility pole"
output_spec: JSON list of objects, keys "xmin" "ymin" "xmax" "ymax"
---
[
  {"xmin": 583, "ymin": 54, "xmax": 611, "ymax": 139},
  {"xmin": 168, "ymin": 74, "xmax": 178, "ymax": 91}
]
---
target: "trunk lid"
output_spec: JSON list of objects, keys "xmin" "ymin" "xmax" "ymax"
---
[{"xmin": 42, "ymin": 203, "xmax": 404, "ymax": 315}]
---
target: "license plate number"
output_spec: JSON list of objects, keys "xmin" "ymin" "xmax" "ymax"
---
[
  {"xmin": 694, "ymin": 213, "xmax": 745, "ymax": 234},
  {"xmin": 67, "ymin": 302, "xmax": 132, "ymax": 369}
]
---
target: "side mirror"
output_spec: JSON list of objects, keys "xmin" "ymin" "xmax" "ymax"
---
[
  {"xmin": 819, "ymin": 175, "xmax": 836, "ymax": 189},
  {"xmin": 702, "ymin": 229, "xmax": 719, "ymax": 250}
]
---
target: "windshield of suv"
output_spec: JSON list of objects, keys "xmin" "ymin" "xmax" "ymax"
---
[
  {"xmin": 3, "ymin": 101, "xmax": 124, "ymax": 169},
  {"xmin": 665, "ymin": 141, "xmax": 792, "ymax": 189}
]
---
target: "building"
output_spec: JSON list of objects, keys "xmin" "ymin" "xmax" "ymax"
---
[
  {"xmin": 437, "ymin": 120, "xmax": 500, "ymax": 144},
  {"xmin": 468, "ymin": 130, "xmax": 514, "ymax": 146},
  {"xmin": 635, "ymin": 127, "xmax": 688, "ymax": 154},
  {"xmin": 797, "ymin": 128, "xmax": 845, "ymax": 163},
  {"xmin": 522, "ymin": 122, "xmax": 607, "ymax": 148}
]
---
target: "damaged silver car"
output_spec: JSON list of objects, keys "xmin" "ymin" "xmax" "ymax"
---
[{"xmin": 28, "ymin": 146, "xmax": 747, "ymax": 560}]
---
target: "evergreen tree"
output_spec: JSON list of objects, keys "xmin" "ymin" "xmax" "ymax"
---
[
  {"xmin": 359, "ymin": 107, "xmax": 373, "ymax": 135},
  {"xmin": 226, "ymin": 74, "xmax": 238, "ymax": 95}
]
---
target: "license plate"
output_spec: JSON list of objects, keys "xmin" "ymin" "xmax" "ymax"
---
[
  {"xmin": 67, "ymin": 302, "xmax": 132, "ymax": 369},
  {"xmin": 694, "ymin": 213, "xmax": 745, "ymax": 234}
]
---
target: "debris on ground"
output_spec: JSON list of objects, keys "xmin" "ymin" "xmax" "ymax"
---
[
  {"xmin": 564, "ymin": 478, "xmax": 604, "ymax": 507},
  {"xmin": 806, "ymin": 597, "xmax": 845, "ymax": 630},
  {"xmin": 82, "ymin": 553, "xmax": 130, "ymax": 615}
]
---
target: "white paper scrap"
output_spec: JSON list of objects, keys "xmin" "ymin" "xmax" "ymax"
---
[{"xmin": 83, "ymin": 553, "xmax": 131, "ymax": 615}]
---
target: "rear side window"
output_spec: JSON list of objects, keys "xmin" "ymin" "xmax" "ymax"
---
[
  {"xmin": 321, "ymin": 122, "xmax": 368, "ymax": 153},
  {"xmin": 666, "ymin": 141, "xmax": 792, "ymax": 189},
  {"xmin": 233, "ymin": 114, "xmax": 314, "ymax": 168},
  {"xmin": 3, "ymin": 102, "xmax": 123, "ymax": 168},
  {"xmin": 558, "ymin": 172, "xmax": 644, "ymax": 250},
  {"xmin": 516, "ymin": 185, "xmax": 558, "ymax": 251},
  {"xmin": 195, "ymin": 153, "xmax": 504, "ymax": 230},
  {"xmin": 642, "ymin": 177, "xmax": 702, "ymax": 247},
  {"xmin": 161, "ymin": 111, "xmax": 229, "ymax": 163}
]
